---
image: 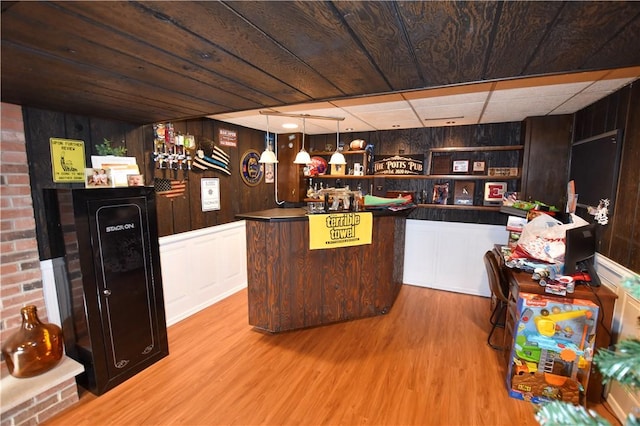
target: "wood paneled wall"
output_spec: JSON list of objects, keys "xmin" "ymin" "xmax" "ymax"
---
[
  {"xmin": 23, "ymin": 84, "xmax": 638, "ymax": 274},
  {"xmin": 573, "ymin": 83, "xmax": 640, "ymax": 273},
  {"xmin": 23, "ymin": 108, "xmax": 275, "ymax": 261},
  {"xmin": 152, "ymin": 118, "xmax": 275, "ymax": 235},
  {"xmin": 309, "ymin": 122, "xmax": 523, "ymax": 225}
]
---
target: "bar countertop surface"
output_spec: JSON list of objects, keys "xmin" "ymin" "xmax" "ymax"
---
[
  {"xmin": 237, "ymin": 207, "xmax": 415, "ymax": 222},
  {"xmin": 236, "ymin": 208, "xmax": 307, "ymax": 221}
]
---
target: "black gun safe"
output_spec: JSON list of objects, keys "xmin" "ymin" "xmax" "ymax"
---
[{"xmin": 47, "ymin": 187, "xmax": 169, "ymax": 395}]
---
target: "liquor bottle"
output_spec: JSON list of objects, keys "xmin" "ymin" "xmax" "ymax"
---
[{"xmin": 307, "ymin": 178, "xmax": 314, "ymax": 198}]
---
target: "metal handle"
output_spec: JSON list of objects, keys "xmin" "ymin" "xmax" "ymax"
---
[{"xmin": 103, "ymin": 289, "xmax": 111, "ymax": 296}]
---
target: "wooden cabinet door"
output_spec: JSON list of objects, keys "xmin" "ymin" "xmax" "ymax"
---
[{"xmin": 521, "ymin": 115, "xmax": 572, "ymax": 208}]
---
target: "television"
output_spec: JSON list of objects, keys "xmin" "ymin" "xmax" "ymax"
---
[{"xmin": 564, "ymin": 223, "xmax": 601, "ymax": 287}]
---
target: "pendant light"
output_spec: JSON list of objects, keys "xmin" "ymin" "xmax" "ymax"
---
[
  {"xmin": 329, "ymin": 120, "xmax": 346, "ymax": 165},
  {"xmin": 293, "ymin": 118, "xmax": 312, "ymax": 165},
  {"xmin": 259, "ymin": 115, "xmax": 278, "ymax": 164}
]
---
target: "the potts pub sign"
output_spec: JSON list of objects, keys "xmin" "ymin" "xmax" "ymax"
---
[{"xmin": 374, "ymin": 154, "xmax": 424, "ymax": 175}]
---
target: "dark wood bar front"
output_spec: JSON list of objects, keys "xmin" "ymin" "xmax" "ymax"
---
[{"xmin": 238, "ymin": 208, "xmax": 408, "ymax": 333}]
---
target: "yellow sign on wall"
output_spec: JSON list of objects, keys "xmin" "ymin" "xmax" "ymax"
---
[
  {"xmin": 308, "ymin": 212, "xmax": 373, "ymax": 250},
  {"xmin": 50, "ymin": 138, "xmax": 86, "ymax": 182}
]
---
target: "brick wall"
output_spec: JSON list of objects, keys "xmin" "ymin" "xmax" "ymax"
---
[
  {"xmin": 0, "ymin": 103, "xmax": 79, "ymax": 424},
  {"xmin": 0, "ymin": 103, "xmax": 46, "ymax": 352},
  {"xmin": 1, "ymin": 378, "xmax": 78, "ymax": 425}
]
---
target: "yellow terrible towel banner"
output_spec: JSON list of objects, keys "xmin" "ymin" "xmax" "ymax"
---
[{"xmin": 308, "ymin": 212, "xmax": 372, "ymax": 250}]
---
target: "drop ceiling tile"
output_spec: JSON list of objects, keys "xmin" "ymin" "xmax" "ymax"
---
[
  {"xmin": 490, "ymin": 82, "xmax": 591, "ymax": 101},
  {"xmin": 272, "ymin": 102, "xmax": 337, "ymax": 113},
  {"xmin": 332, "ymin": 93, "xmax": 405, "ymax": 107},
  {"xmin": 409, "ymin": 92, "xmax": 489, "ymax": 107},
  {"xmin": 482, "ymin": 100, "xmax": 551, "ymax": 122},
  {"xmin": 423, "ymin": 117, "xmax": 478, "ymax": 127},
  {"xmin": 551, "ymin": 92, "xmax": 613, "ymax": 114},
  {"xmin": 583, "ymin": 77, "xmax": 637, "ymax": 93},
  {"xmin": 414, "ymin": 102, "xmax": 484, "ymax": 121},
  {"xmin": 347, "ymin": 111, "xmax": 421, "ymax": 127},
  {"xmin": 402, "ymin": 82, "xmax": 494, "ymax": 99},
  {"xmin": 493, "ymin": 70, "xmax": 607, "ymax": 90},
  {"xmin": 340, "ymin": 100, "xmax": 412, "ymax": 114},
  {"xmin": 208, "ymin": 68, "xmax": 639, "ymax": 135}
]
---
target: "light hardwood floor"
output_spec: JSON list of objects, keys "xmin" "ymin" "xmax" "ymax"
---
[{"xmin": 45, "ymin": 285, "xmax": 620, "ymax": 425}]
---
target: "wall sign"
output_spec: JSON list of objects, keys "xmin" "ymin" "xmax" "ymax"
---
[
  {"xmin": 201, "ymin": 178, "xmax": 221, "ymax": 211},
  {"xmin": 219, "ymin": 128, "xmax": 237, "ymax": 147},
  {"xmin": 484, "ymin": 182, "xmax": 507, "ymax": 206},
  {"xmin": 240, "ymin": 150, "xmax": 263, "ymax": 186},
  {"xmin": 373, "ymin": 154, "xmax": 424, "ymax": 175},
  {"xmin": 50, "ymin": 138, "xmax": 86, "ymax": 182},
  {"xmin": 452, "ymin": 160, "xmax": 469, "ymax": 173},
  {"xmin": 308, "ymin": 212, "xmax": 372, "ymax": 250}
]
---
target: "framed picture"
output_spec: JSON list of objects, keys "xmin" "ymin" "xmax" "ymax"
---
[
  {"xmin": 432, "ymin": 182, "xmax": 449, "ymax": 204},
  {"xmin": 50, "ymin": 138, "xmax": 86, "ymax": 183},
  {"xmin": 452, "ymin": 160, "xmax": 469, "ymax": 173},
  {"xmin": 127, "ymin": 174, "xmax": 144, "ymax": 186},
  {"xmin": 472, "ymin": 161, "xmax": 486, "ymax": 173},
  {"xmin": 484, "ymin": 182, "xmax": 507, "ymax": 206},
  {"xmin": 453, "ymin": 181, "xmax": 475, "ymax": 205},
  {"xmin": 264, "ymin": 163, "xmax": 275, "ymax": 183},
  {"xmin": 430, "ymin": 154, "xmax": 452, "ymax": 175},
  {"xmin": 201, "ymin": 178, "xmax": 221, "ymax": 211},
  {"xmin": 85, "ymin": 168, "xmax": 113, "ymax": 188}
]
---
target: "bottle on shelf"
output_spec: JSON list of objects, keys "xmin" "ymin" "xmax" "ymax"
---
[{"xmin": 307, "ymin": 178, "xmax": 315, "ymax": 198}]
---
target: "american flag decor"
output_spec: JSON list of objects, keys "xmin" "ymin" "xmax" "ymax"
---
[{"xmin": 154, "ymin": 178, "xmax": 186, "ymax": 198}]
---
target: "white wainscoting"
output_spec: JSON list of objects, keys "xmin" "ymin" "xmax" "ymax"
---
[
  {"xmin": 40, "ymin": 258, "xmax": 64, "ymax": 327},
  {"xmin": 159, "ymin": 221, "xmax": 247, "ymax": 326},
  {"xmin": 595, "ymin": 254, "xmax": 639, "ymax": 422},
  {"xmin": 403, "ymin": 219, "xmax": 509, "ymax": 297}
]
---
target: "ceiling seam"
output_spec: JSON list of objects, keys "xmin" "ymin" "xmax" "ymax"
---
[
  {"xmin": 519, "ymin": 2, "xmax": 566, "ymax": 75},
  {"xmin": 547, "ymin": 78, "xmax": 605, "ymax": 116},
  {"xmin": 327, "ymin": 101, "xmax": 380, "ymax": 132},
  {"xmin": 391, "ymin": 1, "xmax": 427, "ymax": 87},
  {"xmin": 480, "ymin": 2, "xmax": 504, "ymax": 80},
  {"xmin": 327, "ymin": 1, "xmax": 395, "ymax": 91},
  {"xmin": 400, "ymin": 94, "xmax": 427, "ymax": 128},
  {"xmin": 42, "ymin": 2, "xmax": 278, "ymax": 109},
  {"xmin": 131, "ymin": 1, "xmax": 304, "ymax": 103},
  {"xmin": 578, "ymin": 10, "xmax": 640, "ymax": 70},
  {"xmin": 477, "ymin": 82, "xmax": 498, "ymax": 124},
  {"xmin": 2, "ymin": 39, "xmax": 227, "ymax": 116},
  {"xmin": 220, "ymin": 0, "xmax": 346, "ymax": 99}
]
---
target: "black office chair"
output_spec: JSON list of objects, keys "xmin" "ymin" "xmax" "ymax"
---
[{"xmin": 484, "ymin": 250, "xmax": 509, "ymax": 350}]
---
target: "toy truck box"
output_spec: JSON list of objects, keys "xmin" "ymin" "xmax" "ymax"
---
[{"xmin": 506, "ymin": 292, "xmax": 598, "ymax": 404}]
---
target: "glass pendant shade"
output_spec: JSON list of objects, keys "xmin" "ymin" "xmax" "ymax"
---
[
  {"xmin": 259, "ymin": 147, "xmax": 278, "ymax": 164},
  {"xmin": 293, "ymin": 117, "xmax": 311, "ymax": 164},
  {"xmin": 259, "ymin": 115, "xmax": 278, "ymax": 164},
  {"xmin": 329, "ymin": 120, "xmax": 346, "ymax": 164},
  {"xmin": 329, "ymin": 151, "xmax": 346, "ymax": 165},
  {"xmin": 294, "ymin": 148, "xmax": 312, "ymax": 164}
]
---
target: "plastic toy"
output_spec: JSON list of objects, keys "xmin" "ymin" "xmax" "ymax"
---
[{"xmin": 506, "ymin": 293, "xmax": 598, "ymax": 404}]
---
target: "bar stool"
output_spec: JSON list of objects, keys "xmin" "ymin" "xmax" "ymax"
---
[{"xmin": 484, "ymin": 250, "xmax": 509, "ymax": 350}]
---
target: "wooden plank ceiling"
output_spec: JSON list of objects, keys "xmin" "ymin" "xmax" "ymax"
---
[{"xmin": 2, "ymin": 1, "xmax": 640, "ymax": 126}]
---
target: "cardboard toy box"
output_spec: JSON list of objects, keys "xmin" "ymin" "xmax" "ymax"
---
[{"xmin": 506, "ymin": 292, "xmax": 599, "ymax": 405}]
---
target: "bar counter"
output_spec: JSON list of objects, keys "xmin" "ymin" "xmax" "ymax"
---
[{"xmin": 237, "ymin": 208, "xmax": 410, "ymax": 332}]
